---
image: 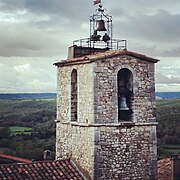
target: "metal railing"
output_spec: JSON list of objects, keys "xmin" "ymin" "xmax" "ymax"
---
[{"xmin": 73, "ymin": 38, "xmax": 127, "ymax": 50}]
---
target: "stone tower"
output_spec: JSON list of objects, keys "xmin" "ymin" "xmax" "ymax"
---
[{"xmin": 54, "ymin": 4, "xmax": 159, "ymax": 180}]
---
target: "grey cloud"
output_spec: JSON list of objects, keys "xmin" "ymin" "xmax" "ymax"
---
[
  {"xmin": 125, "ymin": 41, "xmax": 158, "ymax": 57},
  {"xmin": 156, "ymin": 73, "xmax": 168, "ymax": 84},
  {"xmin": 156, "ymin": 58, "xmax": 180, "ymax": 77},
  {"xmin": 0, "ymin": 0, "xmax": 92, "ymax": 23},
  {"xmin": 25, "ymin": 0, "xmax": 91, "ymax": 17},
  {"xmin": 0, "ymin": 0, "xmax": 24, "ymax": 12},
  {"xmin": 0, "ymin": 58, "xmax": 56, "ymax": 93},
  {"xmin": 115, "ymin": 10, "xmax": 180, "ymax": 42},
  {"xmin": 0, "ymin": 0, "xmax": 94, "ymax": 57},
  {"xmin": 0, "ymin": 23, "xmax": 69, "ymax": 57},
  {"xmin": 1, "ymin": 0, "xmax": 179, "ymax": 58},
  {"xmin": 108, "ymin": 0, "xmax": 180, "ymax": 15},
  {"xmin": 0, "ymin": 0, "xmax": 180, "ymax": 92},
  {"xmin": 155, "ymin": 57, "xmax": 180, "ymax": 92},
  {"xmin": 156, "ymin": 72, "xmax": 180, "ymax": 84},
  {"xmin": 156, "ymin": 84, "xmax": 180, "ymax": 92},
  {"xmin": 112, "ymin": 10, "xmax": 180, "ymax": 57},
  {"xmin": 162, "ymin": 47, "xmax": 180, "ymax": 57}
]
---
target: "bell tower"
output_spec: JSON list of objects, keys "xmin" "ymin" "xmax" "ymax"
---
[{"xmin": 55, "ymin": 2, "xmax": 159, "ymax": 180}]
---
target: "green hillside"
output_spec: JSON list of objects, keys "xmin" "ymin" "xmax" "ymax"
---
[
  {"xmin": 0, "ymin": 99, "xmax": 56, "ymax": 160},
  {"xmin": 0, "ymin": 98, "xmax": 179, "ymax": 160},
  {"xmin": 156, "ymin": 99, "xmax": 180, "ymax": 159}
]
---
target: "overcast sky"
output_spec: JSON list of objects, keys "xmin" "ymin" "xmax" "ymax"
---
[{"xmin": 0, "ymin": 0, "xmax": 179, "ymax": 93}]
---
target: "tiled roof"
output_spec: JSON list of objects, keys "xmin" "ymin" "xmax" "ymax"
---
[
  {"xmin": 0, "ymin": 160, "xmax": 85, "ymax": 180},
  {"xmin": 0, "ymin": 154, "xmax": 31, "ymax": 164},
  {"xmin": 158, "ymin": 158, "xmax": 172, "ymax": 180},
  {"xmin": 54, "ymin": 49, "xmax": 159, "ymax": 67}
]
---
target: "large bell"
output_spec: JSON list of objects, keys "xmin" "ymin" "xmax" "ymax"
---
[
  {"xmin": 97, "ymin": 20, "xmax": 107, "ymax": 31},
  {"xmin": 119, "ymin": 97, "xmax": 129, "ymax": 110}
]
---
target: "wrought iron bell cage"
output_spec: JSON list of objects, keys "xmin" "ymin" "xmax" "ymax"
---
[
  {"xmin": 73, "ymin": 5, "xmax": 127, "ymax": 51},
  {"xmin": 90, "ymin": 5, "xmax": 113, "ymax": 49}
]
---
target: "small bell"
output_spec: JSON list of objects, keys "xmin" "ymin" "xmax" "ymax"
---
[
  {"xmin": 119, "ymin": 96, "xmax": 129, "ymax": 110},
  {"xmin": 103, "ymin": 33, "xmax": 110, "ymax": 42},
  {"xmin": 90, "ymin": 30, "xmax": 101, "ymax": 41},
  {"xmin": 97, "ymin": 20, "xmax": 107, "ymax": 31}
]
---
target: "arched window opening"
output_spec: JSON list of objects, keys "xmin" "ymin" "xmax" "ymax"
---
[
  {"xmin": 71, "ymin": 69, "xmax": 78, "ymax": 121},
  {"xmin": 118, "ymin": 68, "xmax": 133, "ymax": 121}
]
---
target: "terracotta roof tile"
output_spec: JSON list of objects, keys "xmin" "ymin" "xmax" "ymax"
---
[
  {"xmin": 0, "ymin": 160, "xmax": 85, "ymax": 180},
  {"xmin": 158, "ymin": 158, "xmax": 172, "ymax": 180},
  {"xmin": 54, "ymin": 49, "xmax": 159, "ymax": 67}
]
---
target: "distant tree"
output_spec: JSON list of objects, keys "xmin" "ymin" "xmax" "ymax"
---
[
  {"xmin": 32, "ymin": 148, "xmax": 43, "ymax": 160},
  {"xmin": 0, "ymin": 127, "xmax": 10, "ymax": 139},
  {"xmin": 0, "ymin": 139, "xmax": 9, "ymax": 147},
  {"xmin": 164, "ymin": 135, "xmax": 179, "ymax": 145}
]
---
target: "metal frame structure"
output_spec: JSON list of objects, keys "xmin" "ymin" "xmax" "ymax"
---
[
  {"xmin": 73, "ymin": 4, "xmax": 127, "ymax": 51},
  {"xmin": 73, "ymin": 38, "xmax": 127, "ymax": 50},
  {"xmin": 90, "ymin": 5, "xmax": 113, "ymax": 49}
]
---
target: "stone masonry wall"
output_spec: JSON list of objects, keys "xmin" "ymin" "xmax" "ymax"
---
[
  {"xmin": 56, "ymin": 123, "xmax": 94, "ymax": 178},
  {"xmin": 94, "ymin": 125, "xmax": 157, "ymax": 180},
  {"xmin": 93, "ymin": 55, "xmax": 157, "ymax": 179},
  {"xmin": 56, "ymin": 63, "xmax": 95, "ymax": 178},
  {"xmin": 94, "ymin": 55, "xmax": 156, "ymax": 123},
  {"xmin": 57, "ymin": 63, "xmax": 94, "ymax": 123}
]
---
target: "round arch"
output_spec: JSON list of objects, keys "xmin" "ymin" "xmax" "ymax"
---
[
  {"xmin": 71, "ymin": 69, "xmax": 78, "ymax": 121},
  {"xmin": 117, "ymin": 68, "xmax": 133, "ymax": 121}
]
